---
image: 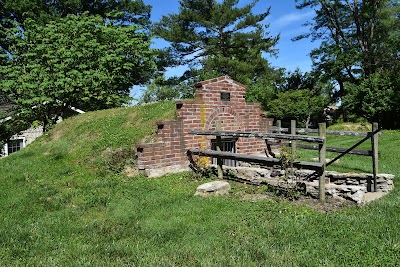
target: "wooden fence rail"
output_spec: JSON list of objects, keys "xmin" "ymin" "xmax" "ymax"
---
[
  {"xmin": 272, "ymin": 120, "xmax": 381, "ymax": 192},
  {"xmin": 269, "ymin": 125, "xmax": 381, "ymax": 137},
  {"xmin": 187, "ymin": 149, "xmax": 324, "ymax": 171},
  {"xmin": 188, "ymin": 119, "xmax": 381, "ymax": 202},
  {"xmin": 269, "ymin": 143, "xmax": 377, "ymax": 156},
  {"xmin": 189, "ymin": 122, "xmax": 328, "ymax": 202},
  {"xmin": 189, "ymin": 130, "xmax": 324, "ymax": 143}
]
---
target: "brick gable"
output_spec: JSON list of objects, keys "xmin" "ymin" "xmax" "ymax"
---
[{"xmin": 136, "ymin": 76, "xmax": 273, "ymax": 177}]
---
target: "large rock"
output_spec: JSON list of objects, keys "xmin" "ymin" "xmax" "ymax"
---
[
  {"xmin": 195, "ymin": 181, "xmax": 231, "ymax": 196},
  {"xmin": 347, "ymin": 190, "xmax": 365, "ymax": 204}
]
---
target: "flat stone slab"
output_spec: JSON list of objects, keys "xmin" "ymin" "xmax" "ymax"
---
[
  {"xmin": 363, "ymin": 192, "xmax": 387, "ymax": 204},
  {"xmin": 144, "ymin": 165, "xmax": 190, "ymax": 178},
  {"xmin": 195, "ymin": 181, "xmax": 231, "ymax": 196}
]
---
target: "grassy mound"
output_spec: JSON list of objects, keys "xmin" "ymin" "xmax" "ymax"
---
[
  {"xmin": 0, "ymin": 103, "xmax": 400, "ymax": 265},
  {"xmin": 1, "ymin": 101, "xmax": 176, "ymax": 179}
]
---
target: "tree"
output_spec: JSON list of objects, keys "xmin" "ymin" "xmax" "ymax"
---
[
  {"xmin": 154, "ymin": 0, "xmax": 279, "ymax": 85},
  {"xmin": 245, "ymin": 67, "xmax": 284, "ymax": 110},
  {"xmin": 268, "ymin": 90, "xmax": 328, "ymax": 128},
  {"xmin": 0, "ymin": 14, "xmax": 156, "ymax": 131},
  {"xmin": 0, "ymin": 0, "xmax": 151, "ymax": 27},
  {"xmin": 138, "ymin": 76, "xmax": 194, "ymax": 103},
  {"xmin": 295, "ymin": 0, "xmax": 400, "ymax": 119},
  {"xmin": 343, "ymin": 70, "xmax": 400, "ymax": 128},
  {"xmin": 1, "ymin": 0, "xmax": 151, "ymax": 55},
  {"xmin": 267, "ymin": 70, "xmax": 330, "ymax": 128}
]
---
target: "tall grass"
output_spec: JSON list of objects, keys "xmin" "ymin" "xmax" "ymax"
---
[{"xmin": 0, "ymin": 104, "xmax": 399, "ymax": 266}]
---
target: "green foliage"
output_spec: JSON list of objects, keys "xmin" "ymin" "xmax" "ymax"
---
[
  {"xmin": 296, "ymin": 0, "xmax": 399, "ymax": 76},
  {"xmin": 268, "ymin": 89, "xmax": 328, "ymax": 128},
  {"xmin": 0, "ymin": 0, "xmax": 151, "ymax": 28},
  {"xmin": 265, "ymin": 70, "xmax": 330, "ymax": 128},
  {"xmin": 343, "ymin": 70, "xmax": 400, "ymax": 128},
  {"xmin": 0, "ymin": 13, "xmax": 156, "ymax": 131},
  {"xmin": 139, "ymin": 76, "xmax": 195, "ymax": 103},
  {"xmin": 154, "ymin": 0, "xmax": 279, "ymax": 85},
  {"xmin": 0, "ymin": 0, "xmax": 151, "ymax": 72},
  {"xmin": 244, "ymin": 67, "xmax": 284, "ymax": 109},
  {"xmin": 295, "ymin": 0, "xmax": 400, "ymax": 124},
  {"xmin": 278, "ymin": 146, "xmax": 302, "ymax": 200}
]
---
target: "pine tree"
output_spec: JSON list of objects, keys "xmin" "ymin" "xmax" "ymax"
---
[
  {"xmin": 295, "ymin": 0, "xmax": 400, "ymax": 102},
  {"xmin": 154, "ymin": 0, "xmax": 279, "ymax": 85}
]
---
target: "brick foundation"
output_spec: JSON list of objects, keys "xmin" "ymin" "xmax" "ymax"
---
[{"xmin": 136, "ymin": 76, "xmax": 273, "ymax": 176}]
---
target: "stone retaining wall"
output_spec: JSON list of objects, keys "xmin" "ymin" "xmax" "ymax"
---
[{"xmin": 214, "ymin": 165, "xmax": 394, "ymax": 203}]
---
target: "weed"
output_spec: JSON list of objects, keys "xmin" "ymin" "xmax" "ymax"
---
[
  {"xmin": 104, "ymin": 147, "xmax": 136, "ymax": 174},
  {"xmin": 279, "ymin": 145, "xmax": 302, "ymax": 200}
]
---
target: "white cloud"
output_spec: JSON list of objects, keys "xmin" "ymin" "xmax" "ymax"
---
[{"xmin": 274, "ymin": 10, "xmax": 314, "ymax": 28}]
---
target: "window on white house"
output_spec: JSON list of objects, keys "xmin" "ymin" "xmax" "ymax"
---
[{"xmin": 7, "ymin": 139, "xmax": 24, "ymax": 155}]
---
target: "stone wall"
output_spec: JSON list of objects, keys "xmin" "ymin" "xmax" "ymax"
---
[
  {"xmin": 215, "ymin": 165, "xmax": 394, "ymax": 204},
  {"xmin": 136, "ymin": 76, "xmax": 273, "ymax": 177}
]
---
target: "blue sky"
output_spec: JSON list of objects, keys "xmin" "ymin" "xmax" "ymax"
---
[{"xmin": 145, "ymin": 0, "xmax": 320, "ymax": 76}]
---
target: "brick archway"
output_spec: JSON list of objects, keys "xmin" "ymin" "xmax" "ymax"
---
[{"xmin": 205, "ymin": 106, "xmax": 244, "ymax": 131}]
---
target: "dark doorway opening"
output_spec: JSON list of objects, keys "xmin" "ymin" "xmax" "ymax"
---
[{"xmin": 211, "ymin": 138, "xmax": 237, "ymax": 167}]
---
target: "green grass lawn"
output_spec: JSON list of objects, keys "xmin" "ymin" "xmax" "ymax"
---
[{"xmin": 1, "ymin": 103, "xmax": 399, "ymax": 266}]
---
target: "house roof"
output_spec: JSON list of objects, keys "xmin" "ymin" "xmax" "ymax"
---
[{"xmin": 0, "ymin": 100, "xmax": 84, "ymax": 124}]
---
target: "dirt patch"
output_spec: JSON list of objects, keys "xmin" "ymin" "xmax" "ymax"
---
[
  {"xmin": 288, "ymin": 195, "xmax": 356, "ymax": 213},
  {"xmin": 123, "ymin": 165, "xmax": 140, "ymax": 177}
]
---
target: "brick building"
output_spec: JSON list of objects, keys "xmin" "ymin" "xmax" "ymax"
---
[{"xmin": 136, "ymin": 76, "xmax": 273, "ymax": 177}]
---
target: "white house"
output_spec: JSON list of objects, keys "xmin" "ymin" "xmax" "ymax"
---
[
  {"xmin": 1, "ymin": 126, "xmax": 44, "ymax": 157},
  {"xmin": 0, "ymin": 101, "xmax": 85, "ymax": 157}
]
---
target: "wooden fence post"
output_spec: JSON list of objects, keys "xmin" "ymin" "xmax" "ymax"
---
[
  {"xmin": 291, "ymin": 120, "xmax": 296, "ymax": 158},
  {"xmin": 318, "ymin": 122, "xmax": 326, "ymax": 203},
  {"xmin": 216, "ymin": 121, "xmax": 223, "ymax": 180},
  {"xmin": 371, "ymin": 122, "xmax": 379, "ymax": 192},
  {"xmin": 276, "ymin": 120, "xmax": 282, "ymax": 134}
]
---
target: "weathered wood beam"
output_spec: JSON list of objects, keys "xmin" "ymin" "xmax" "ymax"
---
[
  {"xmin": 188, "ymin": 149, "xmax": 280, "ymax": 166},
  {"xmin": 187, "ymin": 149, "xmax": 323, "ymax": 171},
  {"xmin": 267, "ymin": 141, "xmax": 377, "ymax": 156},
  {"xmin": 319, "ymin": 123, "xmax": 327, "ymax": 204},
  {"xmin": 269, "ymin": 126, "xmax": 381, "ymax": 137},
  {"xmin": 295, "ymin": 144, "xmax": 374, "ymax": 156},
  {"xmin": 293, "ymin": 161, "xmax": 324, "ymax": 171},
  {"xmin": 189, "ymin": 130, "xmax": 324, "ymax": 143},
  {"xmin": 326, "ymin": 127, "xmax": 382, "ymax": 167}
]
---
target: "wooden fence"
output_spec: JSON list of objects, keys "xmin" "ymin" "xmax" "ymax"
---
[
  {"xmin": 188, "ymin": 122, "xmax": 328, "ymax": 202},
  {"xmin": 187, "ymin": 120, "xmax": 381, "ymax": 203},
  {"xmin": 271, "ymin": 120, "xmax": 381, "ymax": 191}
]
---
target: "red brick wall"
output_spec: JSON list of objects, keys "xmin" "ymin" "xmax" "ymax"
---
[{"xmin": 136, "ymin": 76, "xmax": 273, "ymax": 171}]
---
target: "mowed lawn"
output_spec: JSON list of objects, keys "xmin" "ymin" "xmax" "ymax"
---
[{"xmin": 0, "ymin": 103, "xmax": 399, "ymax": 266}]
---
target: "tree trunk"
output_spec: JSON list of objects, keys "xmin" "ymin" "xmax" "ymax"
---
[
  {"xmin": 338, "ymin": 79, "xmax": 348, "ymax": 122},
  {"xmin": 305, "ymin": 114, "xmax": 311, "ymax": 129}
]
